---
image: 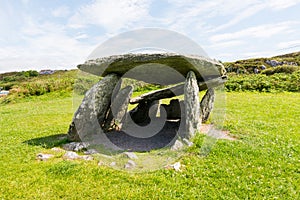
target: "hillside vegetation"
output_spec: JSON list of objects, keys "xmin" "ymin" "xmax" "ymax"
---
[
  {"xmin": 223, "ymin": 51, "xmax": 300, "ymax": 74},
  {"xmin": 223, "ymin": 51, "xmax": 300, "ymax": 92}
]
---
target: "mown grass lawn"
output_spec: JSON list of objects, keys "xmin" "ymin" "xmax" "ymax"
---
[{"xmin": 0, "ymin": 92, "xmax": 299, "ymax": 199}]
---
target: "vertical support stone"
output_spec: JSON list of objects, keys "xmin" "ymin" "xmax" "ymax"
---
[
  {"xmin": 103, "ymin": 85, "xmax": 134, "ymax": 131},
  {"xmin": 200, "ymin": 88, "xmax": 215, "ymax": 123},
  {"xmin": 184, "ymin": 71, "xmax": 201, "ymax": 139},
  {"xmin": 67, "ymin": 74, "xmax": 120, "ymax": 141}
]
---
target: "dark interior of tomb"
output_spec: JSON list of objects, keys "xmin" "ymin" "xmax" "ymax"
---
[{"xmin": 105, "ymin": 120, "xmax": 180, "ymax": 152}]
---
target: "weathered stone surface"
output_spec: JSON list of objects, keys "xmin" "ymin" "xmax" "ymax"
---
[
  {"xmin": 124, "ymin": 152, "xmax": 138, "ymax": 159},
  {"xmin": 63, "ymin": 151, "xmax": 93, "ymax": 160},
  {"xmin": 78, "ymin": 53, "xmax": 226, "ymax": 85},
  {"xmin": 67, "ymin": 74, "xmax": 120, "ymax": 141},
  {"xmin": 171, "ymin": 140, "xmax": 184, "ymax": 151},
  {"xmin": 124, "ymin": 160, "xmax": 136, "ymax": 169},
  {"xmin": 84, "ymin": 149, "xmax": 98, "ymax": 155},
  {"xmin": 161, "ymin": 99, "xmax": 182, "ymax": 119},
  {"xmin": 184, "ymin": 71, "xmax": 201, "ymax": 139},
  {"xmin": 63, "ymin": 151, "xmax": 80, "ymax": 160},
  {"xmin": 63, "ymin": 142, "xmax": 89, "ymax": 152},
  {"xmin": 183, "ymin": 138, "xmax": 193, "ymax": 147},
  {"xmin": 165, "ymin": 162, "xmax": 182, "ymax": 171},
  {"xmin": 130, "ymin": 76, "xmax": 226, "ymax": 104},
  {"xmin": 51, "ymin": 147, "xmax": 64, "ymax": 152},
  {"xmin": 103, "ymin": 85, "xmax": 133, "ymax": 131},
  {"xmin": 200, "ymin": 88, "xmax": 215, "ymax": 123},
  {"xmin": 36, "ymin": 153, "xmax": 54, "ymax": 161}
]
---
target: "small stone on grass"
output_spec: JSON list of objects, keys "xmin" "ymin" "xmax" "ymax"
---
[
  {"xmin": 171, "ymin": 140, "xmax": 184, "ymax": 151},
  {"xmin": 36, "ymin": 153, "xmax": 54, "ymax": 161},
  {"xmin": 124, "ymin": 160, "xmax": 136, "ymax": 169},
  {"xmin": 124, "ymin": 152, "xmax": 138, "ymax": 159}
]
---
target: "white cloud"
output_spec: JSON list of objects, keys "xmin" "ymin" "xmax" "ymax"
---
[
  {"xmin": 210, "ymin": 21, "xmax": 298, "ymax": 43},
  {"xmin": 69, "ymin": 0, "xmax": 151, "ymax": 32},
  {"xmin": 206, "ymin": 40, "xmax": 244, "ymax": 49},
  {"xmin": 0, "ymin": 20, "xmax": 94, "ymax": 72},
  {"xmin": 268, "ymin": 0, "xmax": 300, "ymax": 10},
  {"xmin": 162, "ymin": 0, "xmax": 300, "ymax": 34},
  {"xmin": 277, "ymin": 40, "xmax": 300, "ymax": 49},
  {"xmin": 52, "ymin": 6, "xmax": 70, "ymax": 18}
]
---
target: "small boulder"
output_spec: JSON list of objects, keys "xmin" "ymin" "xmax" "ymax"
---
[
  {"xmin": 36, "ymin": 153, "xmax": 54, "ymax": 161},
  {"xmin": 63, "ymin": 142, "xmax": 89, "ymax": 152},
  {"xmin": 171, "ymin": 140, "xmax": 184, "ymax": 151},
  {"xmin": 123, "ymin": 152, "xmax": 138, "ymax": 159},
  {"xmin": 81, "ymin": 155, "xmax": 93, "ymax": 161},
  {"xmin": 84, "ymin": 149, "xmax": 98, "ymax": 155},
  {"xmin": 124, "ymin": 160, "xmax": 136, "ymax": 169},
  {"xmin": 183, "ymin": 138, "xmax": 193, "ymax": 147},
  {"xmin": 51, "ymin": 147, "xmax": 64, "ymax": 152},
  {"xmin": 63, "ymin": 151, "xmax": 80, "ymax": 160},
  {"xmin": 165, "ymin": 162, "xmax": 182, "ymax": 171}
]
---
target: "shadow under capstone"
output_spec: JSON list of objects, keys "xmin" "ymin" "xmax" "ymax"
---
[{"xmin": 105, "ymin": 120, "xmax": 179, "ymax": 152}]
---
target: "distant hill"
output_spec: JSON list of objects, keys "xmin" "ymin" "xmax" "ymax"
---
[
  {"xmin": 224, "ymin": 51, "xmax": 300, "ymax": 74},
  {"xmin": 1, "ymin": 51, "xmax": 299, "ymax": 100}
]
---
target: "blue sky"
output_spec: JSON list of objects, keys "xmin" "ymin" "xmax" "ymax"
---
[{"xmin": 0, "ymin": 0, "xmax": 300, "ymax": 72}]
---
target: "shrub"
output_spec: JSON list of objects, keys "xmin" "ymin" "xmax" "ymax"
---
[
  {"xmin": 225, "ymin": 71, "xmax": 300, "ymax": 92},
  {"xmin": 261, "ymin": 65, "xmax": 299, "ymax": 75}
]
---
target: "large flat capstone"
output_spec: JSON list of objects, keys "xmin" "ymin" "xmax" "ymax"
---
[{"xmin": 78, "ymin": 53, "xmax": 226, "ymax": 85}]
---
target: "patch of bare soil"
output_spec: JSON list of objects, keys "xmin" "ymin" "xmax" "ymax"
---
[{"xmin": 200, "ymin": 124, "xmax": 236, "ymax": 141}]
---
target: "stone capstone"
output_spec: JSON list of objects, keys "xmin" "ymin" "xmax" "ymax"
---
[{"xmin": 78, "ymin": 53, "xmax": 226, "ymax": 85}]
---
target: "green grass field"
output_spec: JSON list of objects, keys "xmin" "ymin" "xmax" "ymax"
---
[{"xmin": 0, "ymin": 92, "xmax": 299, "ymax": 199}]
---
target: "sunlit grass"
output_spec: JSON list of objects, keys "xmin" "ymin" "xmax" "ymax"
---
[{"xmin": 0, "ymin": 92, "xmax": 299, "ymax": 199}]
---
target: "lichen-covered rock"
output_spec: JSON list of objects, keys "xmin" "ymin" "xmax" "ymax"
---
[
  {"xmin": 78, "ymin": 53, "xmax": 226, "ymax": 85},
  {"xmin": 200, "ymin": 88, "xmax": 215, "ymax": 123},
  {"xmin": 67, "ymin": 74, "xmax": 120, "ymax": 141},
  {"xmin": 124, "ymin": 160, "xmax": 136, "ymax": 169},
  {"xmin": 123, "ymin": 152, "xmax": 138, "ymax": 159},
  {"xmin": 103, "ymin": 85, "xmax": 133, "ymax": 131},
  {"xmin": 184, "ymin": 71, "xmax": 201, "ymax": 139},
  {"xmin": 171, "ymin": 139, "xmax": 184, "ymax": 151},
  {"xmin": 62, "ymin": 142, "xmax": 89, "ymax": 151},
  {"xmin": 36, "ymin": 153, "xmax": 54, "ymax": 161}
]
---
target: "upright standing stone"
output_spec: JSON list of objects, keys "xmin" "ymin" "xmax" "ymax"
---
[
  {"xmin": 200, "ymin": 88, "xmax": 215, "ymax": 123},
  {"xmin": 103, "ymin": 85, "xmax": 133, "ymax": 131},
  {"xmin": 184, "ymin": 71, "xmax": 201, "ymax": 139},
  {"xmin": 68, "ymin": 74, "xmax": 120, "ymax": 141}
]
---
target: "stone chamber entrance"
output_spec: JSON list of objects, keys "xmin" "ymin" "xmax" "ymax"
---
[{"xmin": 68, "ymin": 53, "xmax": 227, "ymax": 154}]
